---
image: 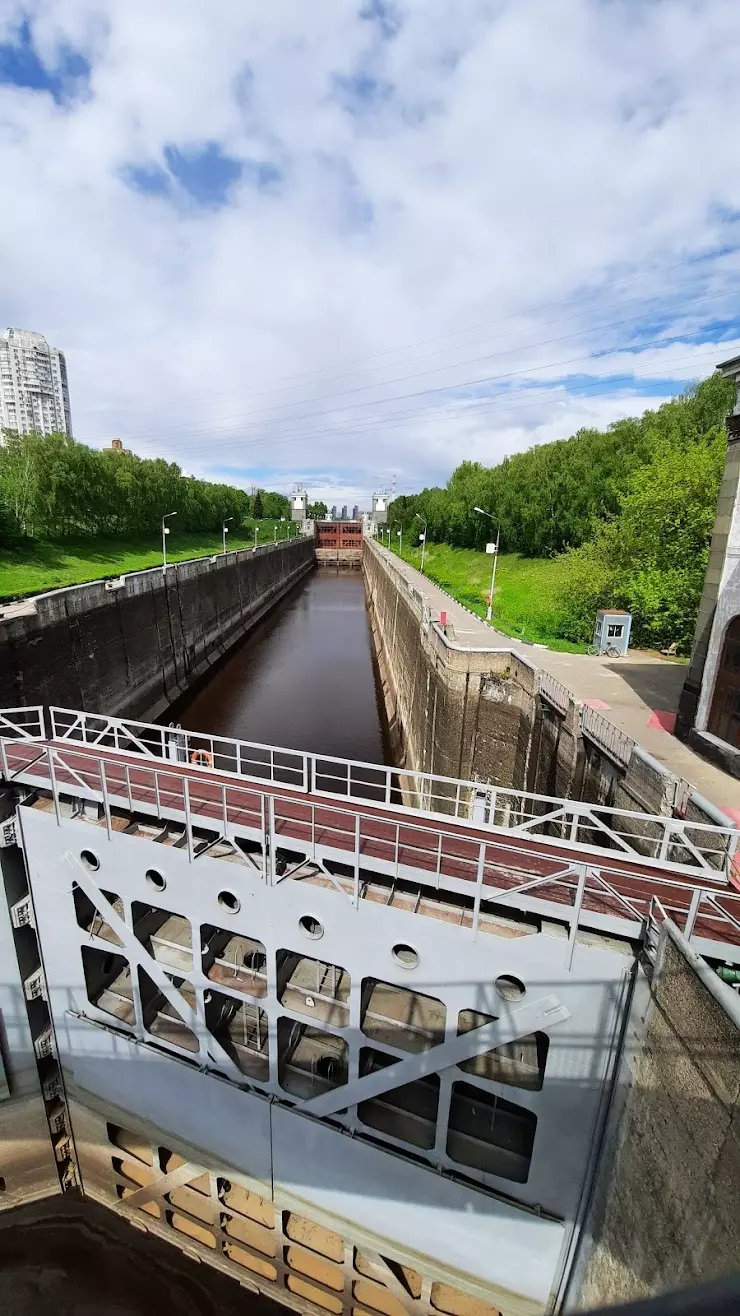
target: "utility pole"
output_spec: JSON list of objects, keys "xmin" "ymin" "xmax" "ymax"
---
[
  {"xmin": 474, "ymin": 506, "xmax": 500, "ymax": 623},
  {"xmin": 415, "ymin": 514, "xmax": 427, "ymax": 573},
  {"xmin": 162, "ymin": 512, "xmax": 177, "ymax": 572}
]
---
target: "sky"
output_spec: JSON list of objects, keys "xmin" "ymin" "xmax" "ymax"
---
[{"xmin": 1, "ymin": 2, "xmax": 740, "ymax": 510}]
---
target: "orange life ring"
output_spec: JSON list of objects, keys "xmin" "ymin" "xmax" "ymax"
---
[{"xmin": 190, "ymin": 749, "xmax": 213, "ymax": 768}]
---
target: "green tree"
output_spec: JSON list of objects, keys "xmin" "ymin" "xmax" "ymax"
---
[
  {"xmin": 252, "ymin": 490, "xmax": 264, "ymax": 520},
  {"xmin": 308, "ymin": 501, "xmax": 328, "ymax": 519}
]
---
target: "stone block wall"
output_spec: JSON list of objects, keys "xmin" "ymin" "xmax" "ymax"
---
[
  {"xmin": 363, "ymin": 539, "xmax": 537, "ymax": 795},
  {"xmin": 0, "ymin": 538, "xmax": 314, "ymax": 721}
]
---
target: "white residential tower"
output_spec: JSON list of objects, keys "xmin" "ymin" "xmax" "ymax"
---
[{"xmin": 0, "ymin": 328, "xmax": 72, "ymax": 437}]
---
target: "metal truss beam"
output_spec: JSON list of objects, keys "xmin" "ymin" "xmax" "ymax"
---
[{"xmin": 301, "ymin": 995, "xmax": 570, "ymax": 1119}]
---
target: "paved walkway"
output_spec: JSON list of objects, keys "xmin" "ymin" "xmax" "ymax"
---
[{"xmin": 378, "ymin": 545, "xmax": 740, "ymax": 818}]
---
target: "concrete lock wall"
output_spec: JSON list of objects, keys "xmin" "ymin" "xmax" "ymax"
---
[
  {"xmin": 0, "ymin": 538, "xmax": 315, "ymax": 721},
  {"xmin": 569, "ymin": 922, "xmax": 740, "ymax": 1309},
  {"xmin": 363, "ymin": 541, "xmax": 726, "ymax": 842},
  {"xmin": 363, "ymin": 538, "xmax": 538, "ymax": 792}
]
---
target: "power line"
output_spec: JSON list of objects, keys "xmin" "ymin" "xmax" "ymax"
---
[
  {"xmin": 114, "ymin": 331, "xmax": 740, "ymax": 461},
  {"xmin": 113, "ymin": 288, "xmax": 739, "ymax": 447},
  {"xmin": 89, "ymin": 248, "xmax": 740, "ymax": 425}
]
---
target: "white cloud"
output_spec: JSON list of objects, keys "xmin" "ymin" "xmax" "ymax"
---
[{"xmin": 1, "ymin": 0, "xmax": 740, "ymax": 505}]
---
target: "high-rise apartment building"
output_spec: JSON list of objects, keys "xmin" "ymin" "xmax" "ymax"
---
[{"xmin": 0, "ymin": 328, "xmax": 73, "ymax": 437}]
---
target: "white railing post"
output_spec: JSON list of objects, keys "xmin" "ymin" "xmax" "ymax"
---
[
  {"xmin": 183, "ymin": 777, "xmax": 194, "ymax": 862},
  {"xmin": 100, "ymin": 761, "xmax": 112, "ymax": 840},
  {"xmin": 354, "ymin": 815, "xmax": 361, "ymax": 908},
  {"xmin": 471, "ymin": 842, "xmax": 485, "ymax": 938},
  {"xmin": 269, "ymin": 794, "xmax": 277, "ymax": 884},
  {"xmin": 222, "ymin": 785, "xmax": 229, "ymax": 838},
  {"xmin": 565, "ymin": 864, "xmax": 589, "ymax": 970},
  {"xmin": 684, "ymin": 887, "xmax": 702, "ymax": 942},
  {"xmin": 47, "ymin": 748, "xmax": 61, "ymax": 826},
  {"xmin": 154, "ymin": 769, "xmax": 162, "ymax": 817},
  {"xmin": 124, "ymin": 763, "xmax": 133, "ymax": 812},
  {"xmin": 386, "ymin": 769, "xmax": 392, "ymax": 805},
  {"xmin": 260, "ymin": 793, "xmax": 268, "ymax": 882}
]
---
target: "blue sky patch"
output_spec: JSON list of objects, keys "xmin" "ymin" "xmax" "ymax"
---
[
  {"xmin": 163, "ymin": 142, "xmax": 243, "ymax": 207},
  {"xmin": 0, "ymin": 18, "xmax": 90, "ymax": 105},
  {"xmin": 121, "ymin": 162, "xmax": 172, "ymax": 199},
  {"xmin": 332, "ymin": 70, "xmax": 393, "ymax": 117},
  {"xmin": 360, "ymin": 0, "xmax": 402, "ymax": 41}
]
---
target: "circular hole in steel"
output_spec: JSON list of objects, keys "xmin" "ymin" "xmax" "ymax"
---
[
  {"xmin": 299, "ymin": 914, "xmax": 324, "ymax": 940},
  {"xmin": 392, "ymin": 943, "xmax": 420, "ymax": 970},
  {"xmin": 145, "ymin": 868, "xmax": 166, "ymax": 892},
  {"xmin": 80, "ymin": 849, "xmax": 100, "ymax": 872},
  {"xmin": 218, "ymin": 890, "xmax": 241, "ymax": 914},
  {"xmin": 495, "ymin": 974, "xmax": 526, "ymax": 1002}
]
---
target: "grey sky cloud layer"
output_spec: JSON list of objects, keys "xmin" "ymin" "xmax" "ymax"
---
[{"xmin": 1, "ymin": 0, "xmax": 740, "ymax": 507}]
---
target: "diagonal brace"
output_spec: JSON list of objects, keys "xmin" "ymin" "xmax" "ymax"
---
[
  {"xmin": 119, "ymin": 1158, "xmax": 210, "ymax": 1210},
  {"xmin": 62, "ymin": 853, "xmax": 246, "ymax": 1086},
  {"xmin": 301, "ymin": 995, "xmax": 570, "ymax": 1119}
]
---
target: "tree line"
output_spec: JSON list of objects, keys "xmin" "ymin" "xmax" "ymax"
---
[
  {"xmin": 0, "ymin": 430, "xmax": 290, "ymax": 540},
  {"xmin": 388, "ymin": 372, "xmax": 734, "ymax": 650}
]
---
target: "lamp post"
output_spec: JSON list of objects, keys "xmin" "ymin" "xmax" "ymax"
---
[
  {"xmin": 222, "ymin": 517, "xmax": 233, "ymax": 556},
  {"xmin": 474, "ymin": 506, "xmax": 500, "ymax": 623},
  {"xmin": 253, "ymin": 524, "xmax": 259, "ymax": 552},
  {"xmin": 162, "ymin": 512, "xmax": 177, "ymax": 571},
  {"xmin": 397, "ymin": 527, "xmax": 403, "ymax": 556},
  {"xmin": 415, "ymin": 514, "xmax": 428, "ymax": 573}
]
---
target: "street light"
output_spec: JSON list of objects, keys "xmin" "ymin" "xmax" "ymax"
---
[
  {"xmin": 222, "ymin": 517, "xmax": 233, "ymax": 556},
  {"xmin": 397, "ymin": 527, "xmax": 403, "ymax": 556},
  {"xmin": 415, "ymin": 513, "xmax": 428, "ymax": 573},
  {"xmin": 162, "ymin": 512, "xmax": 177, "ymax": 571},
  {"xmin": 474, "ymin": 506, "xmax": 500, "ymax": 623}
]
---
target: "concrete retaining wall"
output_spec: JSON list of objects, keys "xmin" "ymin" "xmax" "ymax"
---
[
  {"xmin": 364, "ymin": 539, "xmax": 538, "ymax": 791},
  {"xmin": 364, "ymin": 542, "xmax": 728, "ymax": 842},
  {"xmin": 0, "ymin": 539, "xmax": 315, "ymax": 721},
  {"xmin": 570, "ymin": 922, "xmax": 740, "ymax": 1308}
]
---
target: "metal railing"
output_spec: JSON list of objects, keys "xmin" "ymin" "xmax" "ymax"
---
[
  {"xmin": 0, "ymin": 706, "xmax": 45, "ymax": 740},
  {"xmin": 3, "ymin": 737, "xmax": 740, "ymax": 955},
  {"xmin": 580, "ymin": 704, "xmax": 635, "ymax": 766},
  {"xmin": 538, "ymin": 671, "xmax": 571, "ymax": 715},
  {"xmin": 0, "ymin": 706, "xmax": 718, "ymax": 880}
]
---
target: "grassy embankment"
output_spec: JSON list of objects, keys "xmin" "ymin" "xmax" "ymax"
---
[
  {"xmin": 0, "ymin": 520, "xmax": 295, "ymax": 601},
  {"xmin": 390, "ymin": 541, "xmax": 585, "ymax": 653}
]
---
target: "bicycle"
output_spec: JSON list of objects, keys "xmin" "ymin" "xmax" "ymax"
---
[{"xmin": 587, "ymin": 642, "xmax": 622, "ymax": 657}]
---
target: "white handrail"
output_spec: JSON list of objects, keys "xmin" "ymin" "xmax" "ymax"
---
[{"xmin": 41, "ymin": 705, "xmax": 738, "ymax": 878}]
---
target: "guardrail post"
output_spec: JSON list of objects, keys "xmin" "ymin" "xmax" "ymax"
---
[
  {"xmin": 471, "ymin": 842, "xmax": 485, "ymax": 938},
  {"xmin": 565, "ymin": 864, "xmax": 588, "ymax": 970},
  {"xmin": 47, "ymin": 748, "xmax": 61, "ymax": 826},
  {"xmin": 354, "ymin": 815, "xmax": 361, "ymax": 908},
  {"xmin": 260, "ymin": 793, "xmax": 268, "ymax": 882},
  {"xmin": 684, "ymin": 887, "xmax": 702, "ymax": 942},
  {"xmin": 269, "ymin": 795, "xmax": 276, "ymax": 885},
  {"xmin": 183, "ymin": 777, "xmax": 194, "ymax": 863},
  {"xmin": 100, "ymin": 762, "xmax": 112, "ymax": 840}
]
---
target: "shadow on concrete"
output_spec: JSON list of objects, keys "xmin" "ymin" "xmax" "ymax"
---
[{"xmin": 603, "ymin": 661, "xmax": 686, "ymax": 713}]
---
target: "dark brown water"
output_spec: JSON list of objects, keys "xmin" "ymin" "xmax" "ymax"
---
[{"xmin": 173, "ymin": 567, "xmax": 389, "ymax": 764}]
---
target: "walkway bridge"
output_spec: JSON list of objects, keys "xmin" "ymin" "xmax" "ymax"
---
[
  {"xmin": 2, "ymin": 706, "xmax": 738, "ymax": 960},
  {"xmin": 0, "ymin": 705, "xmax": 738, "ymax": 1316}
]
